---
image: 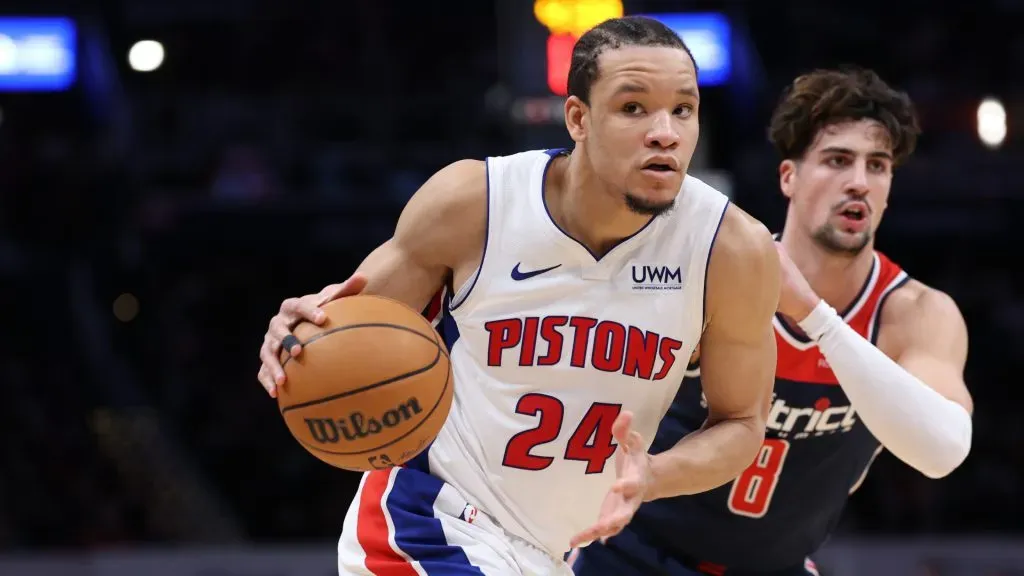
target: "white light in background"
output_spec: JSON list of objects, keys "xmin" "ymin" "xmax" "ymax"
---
[
  {"xmin": 128, "ymin": 40, "xmax": 164, "ymax": 73},
  {"xmin": 976, "ymin": 97, "xmax": 1006, "ymax": 149}
]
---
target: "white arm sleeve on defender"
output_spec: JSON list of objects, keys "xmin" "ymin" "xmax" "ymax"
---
[{"xmin": 798, "ymin": 301, "xmax": 972, "ymax": 479}]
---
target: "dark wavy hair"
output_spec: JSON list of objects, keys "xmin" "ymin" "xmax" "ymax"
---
[{"xmin": 768, "ymin": 67, "xmax": 921, "ymax": 166}]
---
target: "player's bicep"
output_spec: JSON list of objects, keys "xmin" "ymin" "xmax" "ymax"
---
[
  {"xmin": 698, "ymin": 212, "xmax": 780, "ymax": 423},
  {"xmin": 357, "ymin": 159, "xmax": 487, "ymax": 312},
  {"xmin": 892, "ymin": 290, "xmax": 974, "ymax": 414}
]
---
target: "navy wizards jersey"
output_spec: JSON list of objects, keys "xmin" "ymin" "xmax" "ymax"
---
[{"xmin": 627, "ymin": 251, "xmax": 909, "ymax": 571}]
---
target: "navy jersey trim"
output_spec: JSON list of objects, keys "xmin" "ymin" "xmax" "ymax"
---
[
  {"xmin": 868, "ymin": 274, "xmax": 910, "ymax": 345},
  {"xmin": 404, "ymin": 291, "xmax": 462, "ymax": 476},
  {"xmin": 702, "ymin": 199, "xmax": 730, "ymax": 331},
  {"xmin": 539, "ymin": 150, "xmax": 657, "ymax": 263},
  {"xmin": 448, "ymin": 158, "xmax": 491, "ymax": 312},
  {"xmin": 774, "ymin": 254, "xmax": 878, "ymax": 344}
]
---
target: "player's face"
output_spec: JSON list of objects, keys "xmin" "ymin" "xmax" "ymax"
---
[
  {"xmin": 780, "ymin": 120, "xmax": 894, "ymax": 255},
  {"xmin": 566, "ymin": 46, "xmax": 699, "ymax": 217}
]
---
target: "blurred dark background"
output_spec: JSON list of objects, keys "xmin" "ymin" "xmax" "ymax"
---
[{"xmin": 0, "ymin": 0, "xmax": 1021, "ymax": 574}]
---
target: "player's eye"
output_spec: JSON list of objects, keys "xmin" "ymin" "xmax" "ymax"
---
[
  {"xmin": 622, "ymin": 103, "xmax": 643, "ymax": 115},
  {"xmin": 867, "ymin": 160, "xmax": 888, "ymax": 173},
  {"xmin": 826, "ymin": 156, "xmax": 849, "ymax": 168},
  {"xmin": 673, "ymin": 104, "xmax": 694, "ymax": 118}
]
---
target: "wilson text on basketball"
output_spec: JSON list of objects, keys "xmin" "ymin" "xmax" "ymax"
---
[{"xmin": 304, "ymin": 398, "xmax": 424, "ymax": 444}]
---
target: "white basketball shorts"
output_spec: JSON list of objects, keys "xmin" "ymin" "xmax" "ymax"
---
[{"xmin": 338, "ymin": 467, "xmax": 574, "ymax": 576}]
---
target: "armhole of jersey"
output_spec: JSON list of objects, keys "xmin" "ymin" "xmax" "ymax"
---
[
  {"xmin": 449, "ymin": 157, "xmax": 493, "ymax": 312},
  {"xmin": 700, "ymin": 199, "xmax": 731, "ymax": 332},
  {"xmin": 867, "ymin": 271, "xmax": 910, "ymax": 344}
]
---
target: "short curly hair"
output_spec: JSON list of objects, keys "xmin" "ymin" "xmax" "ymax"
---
[{"xmin": 768, "ymin": 68, "xmax": 921, "ymax": 166}]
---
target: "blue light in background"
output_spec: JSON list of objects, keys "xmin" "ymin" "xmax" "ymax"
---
[
  {"xmin": 0, "ymin": 17, "xmax": 76, "ymax": 92},
  {"xmin": 644, "ymin": 13, "xmax": 732, "ymax": 87}
]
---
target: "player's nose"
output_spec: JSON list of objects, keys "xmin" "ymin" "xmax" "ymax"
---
[
  {"xmin": 839, "ymin": 163, "xmax": 872, "ymax": 194},
  {"xmin": 644, "ymin": 111, "xmax": 680, "ymax": 150},
  {"xmin": 847, "ymin": 161, "xmax": 871, "ymax": 193}
]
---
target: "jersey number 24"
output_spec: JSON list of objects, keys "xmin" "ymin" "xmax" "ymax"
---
[
  {"xmin": 727, "ymin": 438, "xmax": 791, "ymax": 518},
  {"xmin": 501, "ymin": 393, "xmax": 621, "ymax": 474}
]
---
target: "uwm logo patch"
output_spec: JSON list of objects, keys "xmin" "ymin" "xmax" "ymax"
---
[{"xmin": 631, "ymin": 265, "xmax": 682, "ymax": 291}]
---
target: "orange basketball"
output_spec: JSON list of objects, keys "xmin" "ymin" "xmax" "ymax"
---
[{"xmin": 276, "ymin": 294, "xmax": 452, "ymax": 472}]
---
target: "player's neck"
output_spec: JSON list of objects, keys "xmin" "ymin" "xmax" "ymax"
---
[
  {"xmin": 545, "ymin": 151, "xmax": 655, "ymax": 258},
  {"xmin": 779, "ymin": 225, "xmax": 875, "ymax": 314}
]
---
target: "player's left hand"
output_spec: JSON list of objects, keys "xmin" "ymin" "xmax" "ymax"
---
[
  {"xmin": 775, "ymin": 243, "xmax": 822, "ymax": 322},
  {"xmin": 569, "ymin": 410, "xmax": 652, "ymax": 549}
]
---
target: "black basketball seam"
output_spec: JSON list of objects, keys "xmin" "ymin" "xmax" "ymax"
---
[
  {"xmin": 279, "ymin": 327, "xmax": 441, "ymax": 413},
  {"xmin": 289, "ymin": 357, "xmax": 452, "ymax": 457},
  {"xmin": 280, "ymin": 322, "xmax": 436, "ymax": 369}
]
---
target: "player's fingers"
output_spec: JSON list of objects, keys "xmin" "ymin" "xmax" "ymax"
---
[
  {"xmin": 599, "ymin": 524, "xmax": 625, "ymax": 544},
  {"xmin": 626, "ymin": 429, "xmax": 645, "ymax": 453},
  {"xmin": 598, "ymin": 511, "xmax": 633, "ymax": 541},
  {"xmin": 566, "ymin": 548, "xmax": 580, "ymax": 566},
  {"xmin": 268, "ymin": 318, "xmax": 303, "ymax": 357},
  {"xmin": 569, "ymin": 526, "xmax": 601, "ymax": 548},
  {"xmin": 266, "ymin": 321, "xmax": 301, "ymax": 358},
  {"xmin": 292, "ymin": 296, "xmax": 326, "ymax": 325},
  {"xmin": 611, "ymin": 410, "xmax": 634, "ymax": 451},
  {"xmin": 613, "ymin": 477, "xmax": 641, "ymax": 498},
  {"xmin": 278, "ymin": 297, "xmax": 304, "ymax": 320},
  {"xmin": 257, "ymin": 364, "xmax": 277, "ymax": 398},
  {"xmin": 318, "ymin": 273, "xmax": 368, "ymax": 304},
  {"xmin": 259, "ymin": 337, "xmax": 287, "ymax": 385}
]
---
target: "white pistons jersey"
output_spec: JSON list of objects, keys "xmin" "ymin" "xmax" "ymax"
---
[{"xmin": 413, "ymin": 149, "xmax": 730, "ymax": 557}]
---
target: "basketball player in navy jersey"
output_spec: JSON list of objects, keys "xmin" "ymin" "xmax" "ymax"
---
[
  {"xmin": 572, "ymin": 68, "xmax": 974, "ymax": 575},
  {"xmin": 256, "ymin": 17, "xmax": 782, "ymax": 575}
]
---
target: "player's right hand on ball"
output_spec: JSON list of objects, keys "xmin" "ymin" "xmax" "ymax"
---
[{"xmin": 257, "ymin": 273, "xmax": 368, "ymax": 398}]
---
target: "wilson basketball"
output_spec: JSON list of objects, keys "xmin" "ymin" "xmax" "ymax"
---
[{"xmin": 276, "ymin": 294, "xmax": 453, "ymax": 472}]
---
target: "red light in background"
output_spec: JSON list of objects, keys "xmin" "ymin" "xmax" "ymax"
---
[{"xmin": 546, "ymin": 33, "xmax": 576, "ymax": 96}]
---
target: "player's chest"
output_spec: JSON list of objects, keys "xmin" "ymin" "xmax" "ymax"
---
[{"xmin": 465, "ymin": 273, "xmax": 698, "ymax": 381}]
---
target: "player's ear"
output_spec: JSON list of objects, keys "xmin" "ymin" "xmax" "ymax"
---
[
  {"xmin": 564, "ymin": 96, "xmax": 588, "ymax": 142},
  {"xmin": 779, "ymin": 159, "xmax": 797, "ymax": 200}
]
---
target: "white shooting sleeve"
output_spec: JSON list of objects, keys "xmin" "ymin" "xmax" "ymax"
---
[{"xmin": 798, "ymin": 300, "xmax": 972, "ymax": 478}]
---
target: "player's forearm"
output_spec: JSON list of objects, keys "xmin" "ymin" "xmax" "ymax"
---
[
  {"xmin": 799, "ymin": 301, "xmax": 972, "ymax": 479},
  {"xmin": 644, "ymin": 416, "xmax": 764, "ymax": 501}
]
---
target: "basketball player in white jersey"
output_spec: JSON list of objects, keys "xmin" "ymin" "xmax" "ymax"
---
[{"xmin": 257, "ymin": 17, "xmax": 781, "ymax": 575}]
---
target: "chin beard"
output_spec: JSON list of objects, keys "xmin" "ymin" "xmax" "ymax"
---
[
  {"xmin": 812, "ymin": 224, "xmax": 871, "ymax": 255},
  {"xmin": 625, "ymin": 193, "xmax": 675, "ymax": 217}
]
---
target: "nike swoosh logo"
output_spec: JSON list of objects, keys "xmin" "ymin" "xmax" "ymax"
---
[{"xmin": 511, "ymin": 263, "xmax": 562, "ymax": 281}]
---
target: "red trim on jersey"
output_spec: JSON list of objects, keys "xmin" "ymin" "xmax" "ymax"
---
[
  {"xmin": 355, "ymin": 471, "xmax": 418, "ymax": 576},
  {"xmin": 423, "ymin": 288, "xmax": 445, "ymax": 326},
  {"xmin": 775, "ymin": 252, "xmax": 906, "ymax": 384}
]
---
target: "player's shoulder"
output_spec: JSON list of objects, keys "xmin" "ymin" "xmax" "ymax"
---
[
  {"xmin": 395, "ymin": 159, "xmax": 488, "ymax": 265},
  {"xmin": 402, "ymin": 159, "xmax": 488, "ymax": 228},
  {"xmin": 419, "ymin": 158, "xmax": 488, "ymax": 206},
  {"xmin": 709, "ymin": 203, "xmax": 778, "ymax": 274},
  {"xmin": 879, "ymin": 278, "xmax": 964, "ymax": 329}
]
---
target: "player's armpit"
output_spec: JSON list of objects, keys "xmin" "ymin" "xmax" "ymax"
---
[
  {"xmin": 646, "ymin": 207, "xmax": 779, "ymax": 500},
  {"xmin": 356, "ymin": 159, "xmax": 488, "ymax": 313},
  {"xmin": 883, "ymin": 286, "xmax": 974, "ymax": 414}
]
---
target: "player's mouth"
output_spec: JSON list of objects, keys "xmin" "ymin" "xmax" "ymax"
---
[
  {"xmin": 640, "ymin": 156, "xmax": 680, "ymax": 179},
  {"xmin": 834, "ymin": 201, "xmax": 870, "ymax": 233}
]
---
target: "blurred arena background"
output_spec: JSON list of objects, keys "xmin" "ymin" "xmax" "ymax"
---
[{"xmin": 0, "ymin": 0, "xmax": 1020, "ymax": 574}]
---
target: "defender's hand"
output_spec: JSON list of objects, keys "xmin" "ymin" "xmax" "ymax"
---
[
  {"xmin": 257, "ymin": 273, "xmax": 368, "ymax": 397},
  {"xmin": 569, "ymin": 411, "xmax": 652, "ymax": 548},
  {"xmin": 775, "ymin": 243, "xmax": 821, "ymax": 323}
]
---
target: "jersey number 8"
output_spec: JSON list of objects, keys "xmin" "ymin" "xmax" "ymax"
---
[{"xmin": 727, "ymin": 438, "xmax": 791, "ymax": 518}]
